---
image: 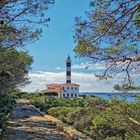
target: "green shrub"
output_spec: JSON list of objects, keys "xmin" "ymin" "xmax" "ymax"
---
[
  {"xmin": 43, "ymin": 92, "xmax": 58, "ymax": 96},
  {"xmin": 29, "ymin": 94, "xmax": 140, "ymax": 140},
  {"xmin": 30, "ymin": 96, "xmax": 46, "ymax": 109},
  {"xmin": 0, "ymin": 92, "xmax": 16, "ymax": 131},
  {"xmin": 48, "ymin": 107, "xmax": 75, "ymax": 119},
  {"xmin": 0, "ymin": 113, "xmax": 7, "ymax": 129}
]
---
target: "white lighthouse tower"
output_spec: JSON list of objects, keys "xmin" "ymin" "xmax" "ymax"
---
[{"xmin": 66, "ymin": 55, "xmax": 71, "ymax": 83}]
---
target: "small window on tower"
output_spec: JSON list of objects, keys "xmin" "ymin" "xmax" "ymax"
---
[
  {"xmin": 71, "ymin": 87, "xmax": 73, "ymax": 90},
  {"xmin": 67, "ymin": 87, "xmax": 69, "ymax": 90}
]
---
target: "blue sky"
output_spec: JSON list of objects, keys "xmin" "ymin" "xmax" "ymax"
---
[
  {"xmin": 22, "ymin": 0, "xmax": 140, "ymax": 93},
  {"xmin": 25, "ymin": 0, "xmax": 90, "ymax": 72}
]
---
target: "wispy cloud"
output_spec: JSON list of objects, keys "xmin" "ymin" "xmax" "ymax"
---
[
  {"xmin": 72, "ymin": 62, "xmax": 106, "ymax": 70},
  {"xmin": 21, "ymin": 71, "xmax": 117, "ymax": 93},
  {"xmin": 55, "ymin": 62, "xmax": 106, "ymax": 71}
]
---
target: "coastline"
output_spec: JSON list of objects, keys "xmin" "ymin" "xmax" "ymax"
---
[
  {"xmin": 80, "ymin": 92, "xmax": 140, "ymax": 97},
  {"xmin": 79, "ymin": 92, "xmax": 140, "ymax": 102}
]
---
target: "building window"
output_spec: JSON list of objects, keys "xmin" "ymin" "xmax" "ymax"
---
[
  {"xmin": 71, "ymin": 94, "xmax": 73, "ymax": 97},
  {"xmin": 63, "ymin": 93, "xmax": 65, "ymax": 97},
  {"xmin": 71, "ymin": 87, "xmax": 73, "ymax": 90},
  {"xmin": 67, "ymin": 62, "xmax": 71, "ymax": 67},
  {"xmin": 67, "ymin": 87, "xmax": 69, "ymax": 90},
  {"xmin": 75, "ymin": 94, "xmax": 77, "ymax": 97},
  {"xmin": 62, "ymin": 87, "xmax": 64, "ymax": 90},
  {"xmin": 75, "ymin": 87, "xmax": 77, "ymax": 90},
  {"xmin": 67, "ymin": 93, "xmax": 69, "ymax": 97}
]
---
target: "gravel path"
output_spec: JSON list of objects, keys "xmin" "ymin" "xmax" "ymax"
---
[{"xmin": 0, "ymin": 99, "xmax": 71, "ymax": 140}]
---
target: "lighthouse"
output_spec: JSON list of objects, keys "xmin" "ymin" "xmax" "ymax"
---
[
  {"xmin": 41, "ymin": 55, "xmax": 80, "ymax": 98},
  {"xmin": 66, "ymin": 55, "xmax": 71, "ymax": 83}
]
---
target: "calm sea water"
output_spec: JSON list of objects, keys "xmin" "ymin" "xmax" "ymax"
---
[{"xmin": 79, "ymin": 92, "xmax": 139, "ymax": 102}]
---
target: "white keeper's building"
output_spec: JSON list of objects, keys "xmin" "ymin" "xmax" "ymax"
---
[{"xmin": 41, "ymin": 55, "xmax": 80, "ymax": 98}]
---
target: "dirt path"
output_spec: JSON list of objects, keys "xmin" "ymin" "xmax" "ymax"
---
[{"xmin": 0, "ymin": 99, "xmax": 71, "ymax": 140}]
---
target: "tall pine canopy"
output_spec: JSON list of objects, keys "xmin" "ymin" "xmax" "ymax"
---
[
  {"xmin": 74, "ymin": 0, "xmax": 140, "ymax": 90},
  {"xmin": 0, "ymin": 0, "xmax": 54, "ymax": 92}
]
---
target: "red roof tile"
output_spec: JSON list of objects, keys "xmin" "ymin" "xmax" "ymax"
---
[
  {"xmin": 41, "ymin": 88, "xmax": 64, "ymax": 93},
  {"xmin": 61, "ymin": 83, "xmax": 80, "ymax": 86}
]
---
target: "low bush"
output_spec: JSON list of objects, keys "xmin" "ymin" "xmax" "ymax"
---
[
  {"xmin": 28, "ymin": 94, "xmax": 140, "ymax": 140},
  {"xmin": 48, "ymin": 107, "xmax": 78, "ymax": 123},
  {"xmin": 0, "ymin": 92, "xmax": 16, "ymax": 131},
  {"xmin": 0, "ymin": 113, "xmax": 7, "ymax": 130}
]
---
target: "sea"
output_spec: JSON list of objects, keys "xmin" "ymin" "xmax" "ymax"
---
[{"xmin": 79, "ymin": 92, "xmax": 140, "ymax": 102}]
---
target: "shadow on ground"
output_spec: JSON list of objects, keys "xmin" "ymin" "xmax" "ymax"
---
[{"xmin": 0, "ymin": 99, "xmax": 71, "ymax": 140}]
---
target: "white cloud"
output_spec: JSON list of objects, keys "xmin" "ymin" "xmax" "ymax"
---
[
  {"xmin": 72, "ymin": 62, "xmax": 106, "ymax": 70},
  {"xmin": 54, "ymin": 62, "xmax": 106, "ymax": 71},
  {"xmin": 21, "ymin": 71, "xmax": 117, "ymax": 93}
]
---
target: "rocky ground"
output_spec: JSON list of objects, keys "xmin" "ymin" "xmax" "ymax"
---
[{"xmin": 0, "ymin": 99, "xmax": 71, "ymax": 140}]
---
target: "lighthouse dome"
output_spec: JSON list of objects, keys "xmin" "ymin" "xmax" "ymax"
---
[{"xmin": 66, "ymin": 54, "xmax": 71, "ymax": 62}]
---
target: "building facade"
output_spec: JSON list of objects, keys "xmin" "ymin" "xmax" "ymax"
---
[
  {"xmin": 60, "ymin": 83, "xmax": 79, "ymax": 98},
  {"xmin": 41, "ymin": 55, "xmax": 80, "ymax": 98}
]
